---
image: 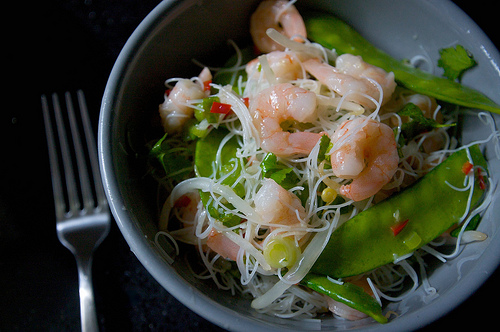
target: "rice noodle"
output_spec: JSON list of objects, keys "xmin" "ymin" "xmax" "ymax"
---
[{"xmin": 154, "ymin": 32, "xmax": 498, "ymax": 321}]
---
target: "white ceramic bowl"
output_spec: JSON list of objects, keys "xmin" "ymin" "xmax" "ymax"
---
[{"xmin": 99, "ymin": 0, "xmax": 500, "ymax": 330}]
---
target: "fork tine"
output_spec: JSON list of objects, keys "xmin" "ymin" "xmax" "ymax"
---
[
  {"xmin": 76, "ymin": 90, "xmax": 108, "ymax": 209},
  {"xmin": 66, "ymin": 91, "xmax": 95, "ymax": 211},
  {"xmin": 52, "ymin": 93, "xmax": 81, "ymax": 215},
  {"xmin": 41, "ymin": 94, "xmax": 66, "ymax": 220}
]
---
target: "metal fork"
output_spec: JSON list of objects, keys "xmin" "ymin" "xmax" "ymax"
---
[{"xmin": 41, "ymin": 91, "xmax": 110, "ymax": 332}]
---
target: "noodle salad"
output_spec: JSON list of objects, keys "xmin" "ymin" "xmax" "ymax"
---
[{"xmin": 149, "ymin": 0, "xmax": 500, "ymax": 323}]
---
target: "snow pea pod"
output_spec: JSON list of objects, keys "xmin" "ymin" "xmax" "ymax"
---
[
  {"xmin": 195, "ymin": 127, "xmax": 245, "ymax": 226},
  {"xmin": 304, "ymin": 13, "xmax": 500, "ymax": 114},
  {"xmin": 310, "ymin": 145, "xmax": 488, "ymax": 278},
  {"xmin": 301, "ymin": 273, "xmax": 387, "ymax": 324},
  {"xmin": 195, "ymin": 127, "xmax": 240, "ymax": 178}
]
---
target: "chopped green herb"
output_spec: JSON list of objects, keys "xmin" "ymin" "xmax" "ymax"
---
[
  {"xmin": 438, "ymin": 44, "xmax": 477, "ymax": 82},
  {"xmin": 260, "ymin": 153, "xmax": 299, "ymax": 190},
  {"xmin": 207, "ymin": 204, "xmax": 242, "ymax": 229},
  {"xmin": 317, "ymin": 134, "xmax": 332, "ymax": 164},
  {"xmin": 398, "ymin": 103, "xmax": 454, "ymax": 141},
  {"xmin": 150, "ymin": 133, "xmax": 195, "ymax": 183}
]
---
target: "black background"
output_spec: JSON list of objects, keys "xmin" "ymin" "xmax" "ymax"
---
[{"xmin": 2, "ymin": 1, "xmax": 499, "ymax": 331}]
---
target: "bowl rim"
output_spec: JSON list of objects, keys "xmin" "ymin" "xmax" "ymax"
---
[{"xmin": 98, "ymin": 0, "xmax": 500, "ymax": 331}]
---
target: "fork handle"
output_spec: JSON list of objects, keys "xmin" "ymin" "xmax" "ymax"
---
[{"xmin": 77, "ymin": 257, "xmax": 99, "ymax": 332}]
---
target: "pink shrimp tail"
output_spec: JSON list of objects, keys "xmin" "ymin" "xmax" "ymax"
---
[
  {"xmin": 261, "ymin": 131, "xmax": 322, "ymax": 157},
  {"xmin": 331, "ymin": 118, "xmax": 399, "ymax": 201},
  {"xmin": 206, "ymin": 229, "xmax": 239, "ymax": 261},
  {"xmin": 340, "ymin": 144, "xmax": 398, "ymax": 201}
]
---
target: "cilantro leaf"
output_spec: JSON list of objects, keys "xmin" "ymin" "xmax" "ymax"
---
[
  {"xmin": 260, "ymin": 153, "xmax": 299, "ymax": 190},
  {"xmin": 398, "ymin": 103, "xmax": 455, "ymax": 141},
  {"xmin": 207, "ymin": 204, "xmax": 242, "ymax": 228},
  {"xmin": 437, "ymin": 45, "xmax": 477, "ymax": 82},
  {"xmin": 150, "ymin": 133, "xmax": 195, "ymax": 182},
  {"xmin": 317, "ymin": 134, "xmax": 332, "ymax": 164},
  {"xmin": 269, "ymin": 168, "xmax": 297, "ymax": 189},
  {"xmin": 259, "ymin": 153, "xmax": 282, "ymax": 176}
]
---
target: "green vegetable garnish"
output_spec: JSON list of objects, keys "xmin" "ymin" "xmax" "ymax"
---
[
  {"xmin": 195, "ymin": 96, "xmax": 221, "ymax": 123},
  {"xmin": 195, "ymin": 128, "xmax": 239, "ymax": 178},
  {"xmin": 304, "ymin": 13, "xmax": 500, "ymax": 113},
  {"xmin": 260, "ymin": 153, "xmax": 299, "ymax": 190},
  {"xmin": 301, "ymin": 274, "xmax": 387, "ymax": 324},
  {"xmin": 263, "ymin": 236, "xmax": 301, "ymax": 269},
  {"xmin": 310, "ymin": 145, "xmax": 488, "ymax": 278},
  {"xmin": 398, "ymin": 103, "xmax": 454, "ymax": 141},
  {"xmin": 438, "ymin": 44, "xmax": 477, "ymax": 82},
  {"xmin": 206, "ymin": 204, "xmax": 242, "ymax": 228},
  {"xmin": 150, "ymin": 133, "xmax": 195, "ymax": 183},
  {"xmin": 195, "ymin": 128, "xmax": 244, "ymax": 227},
  {"xmin": 317, "ymin": 134, "xmax": 332, "ymax": 164}
]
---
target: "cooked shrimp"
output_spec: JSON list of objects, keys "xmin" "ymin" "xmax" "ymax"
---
[
  {"xmin": 200, "ymin": 178, "xmax": 308, "ymax": 262},
  {"xmin": 159, "ymin": 67, "xmax": 212, "ymax": 134},
  {"xmin": 206, "ymin": 178, "xmax": 308, "ymax": 261},
  {"xmin": 249, "ymin": 83, "xmax": 322, "ymax": 157},
  {"xmin": 206, "ymin": 229, "xmax": 240, "ymax": 261},
  {"xmin": 246, "ymin": 51, "xmax": 305, "ymax": 84},
  {"xmin": 303, "ymin": 55, "xmax": 396, "ymax": 110},
  {"xmin": 324, "ymin": 277, "xmax": 376, "ymax": 321},
  {"xmin": 250, "ymin": 0, "xmax": 307, "ymax": 53},
  {"xmin": 172, "ymin": 192, "xmax": 240, "ymax": 261},
  {"xmin": 254, "ymin": 178, "xmax": 306, "ymax": 226},
  {"xmin": 329, "ymin": 117, "xmax": 399, "ymax": 201}
]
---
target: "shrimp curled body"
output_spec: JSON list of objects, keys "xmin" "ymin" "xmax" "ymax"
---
[
  {"xmin": 254, "ymin": 178, "xmax": 306, "ymax": 227},
  {"xmin": 250, "ymin": 0, "xmax": 307, "ymax": 53},
  {"xmin": 159, "ymin": 67, "xmax": 212, "ymax": 134},
  {"xmin": 208, "ymin": 177, "xmax": 307, "ymax": 262},
  {"xmin": 303, "ymin": 55, "xmax": 396, "ymax": 110},
  {"xmin": 250, "ymin": 83, "xmax": 322, "ymax": 157},
  {"xmin": 329, "ymin": 117, "xmax": 399, "ymax": 201},
  {"xmin": 246, "ymin": 51, "xmax": 305, "ymax": 84}
]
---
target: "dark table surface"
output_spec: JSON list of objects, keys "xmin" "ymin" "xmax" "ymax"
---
[{"xmin": 3, "ymin": 1, "xmax": 499, "ymax": 331}]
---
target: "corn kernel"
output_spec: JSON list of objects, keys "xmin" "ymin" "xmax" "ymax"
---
[
  {"xmin": 403, "ymin": 231, "xmax": 422, "ymax": 250},
  {"xmin": 321, "ymin": 187, "xmax": 337, "ymax": 204}
]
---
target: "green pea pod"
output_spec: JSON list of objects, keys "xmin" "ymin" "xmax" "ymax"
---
[
  {"xmin": 195, "ymin": 127, "xmax": 239, "ymax": 178},
  {"xmin": 304, "ymin": 13, "xmax": 500, "ymax": 114},
  {"xmin": 301, "ymin": 273, "xmax": 387, "ymax": 324},
  {"xmin": 195, "ymin": 128, "xmax": 245, "ymax": 227},
  {"xmin": 311, "ymin": 145, "xmax": 488, "ymax": 278}
]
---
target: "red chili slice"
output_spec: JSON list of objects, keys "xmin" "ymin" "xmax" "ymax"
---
[
  {"xmin": 478, "ymin": 170, "xmax": 487, "ymax": 190},
  {"xmin": 203, "ymin": 80, "xmax": 212, "ymax": 91},
  {"xmin": 461, "ymin": 161, "xmax": 473, "ymax": 174},
  {"xmin": 391, "ymin": 219, "xmax": 409, "ymax": 236},
  {"xmin": 210, "ymin": 101, "xmax": 232, "ymax": 114},
  {"xmin": 242, "ymin": 97, "xmax": 250, "ymax": 107}
]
